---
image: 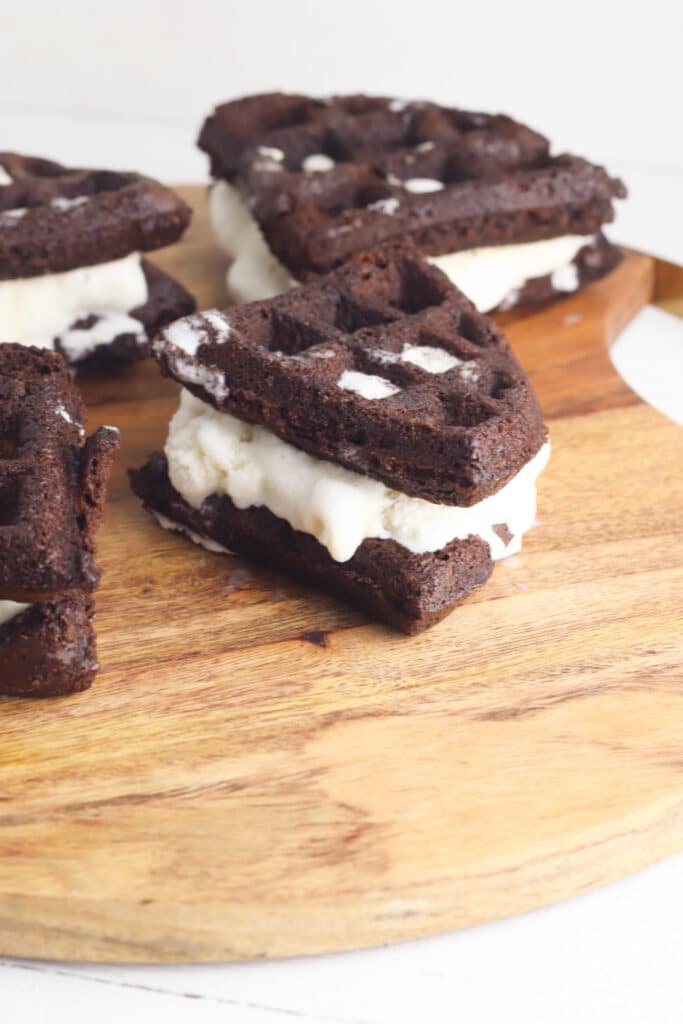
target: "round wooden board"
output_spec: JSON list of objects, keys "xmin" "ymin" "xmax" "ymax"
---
[{"xmin": 1, "ymin": 188, "xmax": 682, "ymax": 964}]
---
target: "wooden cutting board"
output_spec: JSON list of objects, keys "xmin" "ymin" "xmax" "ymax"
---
[{"xmin": 1, "ymin": 188, "xmax": 682, "ymax": 964}]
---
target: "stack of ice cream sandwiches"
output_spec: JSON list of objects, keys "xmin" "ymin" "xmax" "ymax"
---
[{"xmin": 0, "ymin": 90, "xmax": 630, "ymax": 688}]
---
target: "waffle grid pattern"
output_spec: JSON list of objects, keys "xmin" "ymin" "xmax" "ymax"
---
[
  {"xmin": 199, "ymin": 93, "xmax": 626, "ymax": 275},
  {"xmin": 0, "ymin": 152, "xmax": 191, "ymax": 279},
  {"xmin": 155, "ymin": 244, "xmax": 547, "ymax": 504},
  {"xmin": 0, "ymin": 346, "xmax": 116, "ymax": 599}
]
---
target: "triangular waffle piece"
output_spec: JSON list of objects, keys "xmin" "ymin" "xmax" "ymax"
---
[
  {"xmin": 152, "ymin": 242, "xmax": 546, "ymax": 504},
  {"xmin": 133, "ymin": 245, "xmax": 549, "ymax": 634}
]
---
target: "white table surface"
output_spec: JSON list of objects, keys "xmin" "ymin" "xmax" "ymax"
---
[{"xmin": 2, "ymin": 2, "xmax": 683, "ymax": 1020}]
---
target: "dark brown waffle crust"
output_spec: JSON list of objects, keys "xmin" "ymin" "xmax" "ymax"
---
[
  {"xmin": 130, "ymin": 453, "xmax": 493, "ymax": 635},
  {"xmin": 0, "ymin": 346, "xmax": 118, "ymax": 697},
  {"xmin": 507, "ymin": 234, "xmax": 620, "ymax": 308},
  {"xmin": 0, "ymin": 152, "xmax": 192, "ymax": 279},
  {"xmin": 198, "ymin": 92, "xmax": 626, "ymax": 277},
  {"xmin": 0, "ymin": 346, "xmax": 118, "ymax": 600},
  {"xmin": 0, "ymin": 593, "xmax": 97, "ymax": 698},
  {"xmin": 154, "ymin": 243, "xmax": 547, "ymax": 506}
]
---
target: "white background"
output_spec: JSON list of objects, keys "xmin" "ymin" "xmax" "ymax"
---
[
  {"xmin": 2, "ymin": 1, "xmax": 683, "ymax": 1020},
  {"xmin": 2, "ymin": 0, "xmax": 683, "ymax": 266}
]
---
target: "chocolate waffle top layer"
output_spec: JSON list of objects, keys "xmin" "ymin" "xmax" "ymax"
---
[
  {"xmin": 153, "ymin": 243, "xmax": 547, "ymax": 506},
  {"xmin": 0, "ymin": 345, "xmax": 119, "ymax": 600},
  {"xmin": 198, "ymin": 92, "xmax": 626, "ymax": 277},
  {"xmin": 0, "ymin": 152, "xmax": 191, "ymax": 280}
]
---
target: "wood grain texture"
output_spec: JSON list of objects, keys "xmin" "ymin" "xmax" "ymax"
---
[{"xmin": 0, "ymin": 188, "xmax": 681, "ymax": 964}]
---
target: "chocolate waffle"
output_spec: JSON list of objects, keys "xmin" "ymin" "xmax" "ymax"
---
[
  {"xmin": 1, "ymin": 593, "xmax": 97, "ymax": 698},
  {"xmin": 134, "ymin": 245, "xmax": 550, "ymax": 634},
  {"xmin": 152, "ymin": 243, "xmax": 547, "ymax": 505},
  {"xmin": 199, "ymin": 92, "xmax": 625, "ymax": 308},
  {"xmin": 131, "ymin": 452, "xmax": 494, "ymax": 635},
  {"xmin": 0, "ymin": 345, "xmax": 118, "ymax": 696},
  {"xmin": 0, "ymin": 152, "xmax": 195, "ymax": 365}
]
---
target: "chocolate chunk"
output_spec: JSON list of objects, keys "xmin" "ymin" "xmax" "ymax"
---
[{"xmin": 492, "ymin": 523, "xmax": 514, "ymax": 546}]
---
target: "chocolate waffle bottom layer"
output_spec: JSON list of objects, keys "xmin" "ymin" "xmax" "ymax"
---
[
  {"xmin": 58, "ymin": 259, "xmax": 196, "ymax": 368},
  {"xmin": 130, "ymin": 453, "xmax": 493, "ymax": 635},
  {"xmin": 0, "ymin": 591, "xmax": 97, "ymax": 698},
  {"xmin": 502, "ymin": 233, "xmax": 621, "ymax": 310}
]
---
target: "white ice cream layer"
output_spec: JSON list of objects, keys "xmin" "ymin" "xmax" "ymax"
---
[
  {"xmin": 208, "ymin": 178, "xmax": 591, "ymax": 312},
  {"xmin": 208, "ymin": 181, "xmax": 294, "ymax": 304},
  {"xmin": 428, "ymin": 235, "xmax": 592, "ymax": 312},
  {"xmin": 0, "ymin": 252, "xmax": 148, "ymax": 360},
  {"xmin": 165, "ymin": 389, "xmax": 550, "ymax": 564},
  {"xmin": 0, "ymin": 601, "xmax": 31, "ymax": 627},
  {"xmin": 153, "ymin": 512, "xmax": 231, "ymax": 554}
]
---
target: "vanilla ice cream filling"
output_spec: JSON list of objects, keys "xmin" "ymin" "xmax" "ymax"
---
[
  {"xmin": 208, "ymin": 180, "xmax": 592, "ymax": 310},
  {"xmin": 208, "ymin": 181, "xmax": 294, "ymax": 304},
  {"xmin": 428, "ymin": 235, "xmax": 591, "ymax": 311},
  {"xmin": 0, "ymin": 252, "xmax": 148, "ymax": 361},
  {"xmin": 0, "ymin": 600, "xmax": 31, "ymax": 628},
  {"xmin": 165, "ymin": 389, "xmax": 549, "ymax": 564}
]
